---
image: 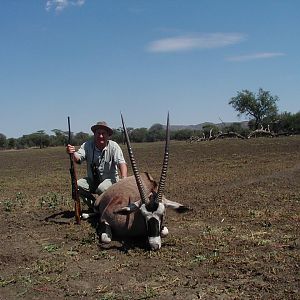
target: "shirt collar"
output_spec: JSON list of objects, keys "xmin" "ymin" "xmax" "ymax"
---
[{"xmin": 94, "ymin": 140, "xmax": 109, "ymax": 152}]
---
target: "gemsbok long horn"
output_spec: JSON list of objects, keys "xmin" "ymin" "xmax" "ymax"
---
[
  {"xmin": 121, "ymin": 112, "xmax": 148, "ymax": 204},
  {"xmin": 157, "ymin": 112, "xmax": 170, "ymax": 202}
]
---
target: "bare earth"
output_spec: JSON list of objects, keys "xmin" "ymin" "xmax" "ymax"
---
[{"xmin": 0, "ymin": 137, "xmax": 299, "ymax": 300}]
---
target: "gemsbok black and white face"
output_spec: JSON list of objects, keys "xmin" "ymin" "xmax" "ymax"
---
[{"xmin": 138, "ymin": 193, "xmax": 167, "ymax": 250}]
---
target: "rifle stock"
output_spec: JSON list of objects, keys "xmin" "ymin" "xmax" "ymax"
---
[{"xmin": 68, "ymin": 116, "xmax": 81, "ymax": 224}]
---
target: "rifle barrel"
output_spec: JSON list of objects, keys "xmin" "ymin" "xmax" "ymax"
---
[{"xmin": 67, "ymin": 116, "xmax": 81, "ymax": 224}]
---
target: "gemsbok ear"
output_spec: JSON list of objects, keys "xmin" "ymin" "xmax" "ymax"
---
[
  {"xmin": 162, "ymin": 198, "xmax": 191, "ymax": 213},
  {"xmin": 113, "ymin": 201, "xmax": 140, "ymax": 215}
]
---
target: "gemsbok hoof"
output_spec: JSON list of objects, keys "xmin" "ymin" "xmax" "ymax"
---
[{"xmin": 101, "ymin": 233, "xmax": 112, "ymax": 244}]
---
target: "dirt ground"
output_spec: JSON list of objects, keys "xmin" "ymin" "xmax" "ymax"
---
[{"xmin": 0, "ymin": 137, "xmax": 299, "ymax": 300}]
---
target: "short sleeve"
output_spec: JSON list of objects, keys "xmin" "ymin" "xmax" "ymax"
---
[
  {"xmin": 76, "ymin": 142, "xmax": 88, "ymax": 163},
  {"xmin": 113, "ymin": 143, "xmax": 126, "ymax": 165}
]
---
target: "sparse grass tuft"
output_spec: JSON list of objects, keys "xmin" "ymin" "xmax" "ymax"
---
[
  {"xmin": 97, "ymin": 291, "xmax": 117, "ymax": 300},
  {"xmin": 138, "ymin": 285, "xmax": 158, "ymax": 299},
  {"xmin": 43, "ymin": 243, "xmax": 59, "ymax": 253},
  {"xmin": 39, "ymin": 192, "xmax": 65, "ymax": 209},
  {"xmin": 2, "ymin": 199, "xmax": 14, "ymax": 212},
  {"xmin": 0, "ymin": 277, "xmax": 16, "ymax": 287},
  {"xmin": 1, "ymin": 192, "xmax": 26, "ymax": 212},
  {"xmin": 80, "ymin": 232, "xmax": 97, "ymax": 245}
]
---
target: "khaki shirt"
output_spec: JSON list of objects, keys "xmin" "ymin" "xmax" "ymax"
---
[{"xmin": 76, "ymin": 139, "xmax": 126, "ymax": 182}]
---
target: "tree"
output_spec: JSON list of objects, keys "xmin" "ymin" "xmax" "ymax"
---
[
  {"xmin": 173, "ymin": 129, "xmax": 193, "ymax": 140},
  {"xmin": 74, "ymin": 132, "xmax": 91, "ymax": 145},
  {"xmin": 0, "ymin": 133, "xmax": 7, "ymax": 148},
  {"xmin": 7, "ymin": 138, "xmax": 16, "ymax": 149},
  {"xmin": 111, "ymin": 127, "xmax": 124, "ymax": 144},
  {"xmin": 275, "ymin": 111, "xmax": 300, "ymax": 133},
  {"xmin": 146, "ymin": 123, "xmax": 164, "ymax": 142},
  {"xmin": 202, "ymin": 124, "xmax": 219, "ymax": 137},
  {"xmin": 51, "ymin": 129, "xmax": 68, "ymax": 146},
  {"xmin": 229, "ymin": 88, "xmax": 279, "ymax": 129},
  {"xmin": 35, "ymin": 130, "xmax": 50, "ymax": 148},
  {"xmin": 131, "ymin": 128, "xmax": 148, "ymax": 143}
]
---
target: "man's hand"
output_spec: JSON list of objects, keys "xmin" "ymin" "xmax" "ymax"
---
[{"xmin": 66, "ymin": 144, "xmax": 76, "ymax": 154}]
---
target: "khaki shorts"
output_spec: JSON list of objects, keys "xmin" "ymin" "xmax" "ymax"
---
[{"xmin": 77, "ymin": 177, "xmax": 118, "ymax": 195}]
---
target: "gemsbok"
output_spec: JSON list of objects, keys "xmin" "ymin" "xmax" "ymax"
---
[{"xmin": 93, "ymin": 113, "xmax": 189, "ymax": 250}]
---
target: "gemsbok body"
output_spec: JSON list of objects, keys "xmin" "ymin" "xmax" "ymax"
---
[{"xmin": 93, "ymin": 113, "xmax": 189, "ymax": 251}]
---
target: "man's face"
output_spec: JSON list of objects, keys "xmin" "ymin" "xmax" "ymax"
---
[{"xmin": 94, "ymin": 128, "xmax": 109, "ymax": 149}]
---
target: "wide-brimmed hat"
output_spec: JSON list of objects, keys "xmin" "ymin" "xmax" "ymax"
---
[{"xmin": 91, "ymin": 121, "xmax": 113, "ymax": 136}]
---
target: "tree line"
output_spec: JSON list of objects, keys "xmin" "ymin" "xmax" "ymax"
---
[{"xmin": 0, "ymin": 88, "xmax": 299, "ymax": 149}]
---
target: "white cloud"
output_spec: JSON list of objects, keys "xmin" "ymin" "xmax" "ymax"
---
[
  {"xmin": 226, "ymin": 52, "xmax": 285, "ymax": 62},
  {"xmin": 146, "ymin": 33, "xmax": 246, "ymax": 53},
  {"xmin": 46, "ymin": 0, "xmax": 85, "ymax": 12}
]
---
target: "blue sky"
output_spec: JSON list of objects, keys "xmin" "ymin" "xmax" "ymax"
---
[{"xmin": 1, "ymin": 0, "xmax": 299, "ymax": 138}]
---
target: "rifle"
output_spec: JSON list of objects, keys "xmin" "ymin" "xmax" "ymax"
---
[{"xmin": 68, "ymin": 116, "xmax": 81, "ymax": 224}]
